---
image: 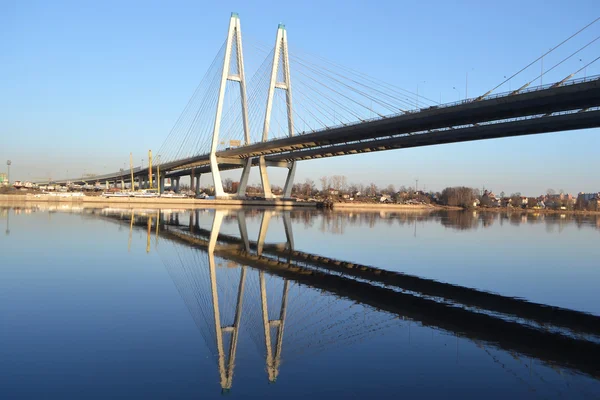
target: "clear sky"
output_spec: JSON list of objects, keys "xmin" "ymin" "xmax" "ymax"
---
[{"xmin": 1, "ymin": 0, "xmax": 599, "ymax": 196}]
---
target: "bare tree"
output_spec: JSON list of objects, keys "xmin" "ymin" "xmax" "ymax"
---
[
  {"xmin": 510, "ymin": 192, "xmax": 522, "ymax": 208},
  {"xmin": 223, "ymin": 178, "xmax": 233, "ymax": 192},
  {"xmin": 320, "ymin": 176, "xmax": 328, "ymax": 192},
  {"xmin": 331, "ymin": 175, "xmax": 342, "ymax": 191},
  {"xmin": 302, "ymin": 179, "xmax": 315, "ymax": 196},
  {"xmin": 439, "ymin": 187, "xmax": 478, "ymax": 208},
  {"xmin": 367, "ymin": 182, "xmax": 378, "ymax": 196}
]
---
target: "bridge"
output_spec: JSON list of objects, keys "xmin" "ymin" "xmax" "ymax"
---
[
  {"xmin": 38, "ymin": 14, "xmax": 600, "ymax": 198},
  {"xmin": 93, "ymin": 207, "xmax": 600, "ymax": 391}
]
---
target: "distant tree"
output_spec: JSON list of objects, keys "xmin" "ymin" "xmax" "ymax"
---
[
  {"xmin": 302, "ymin": 179, "xmax": 315, "ymax": 196},
  {"xmin": 440, "ymin": 187, "xmax": 478, "ymax": 208},
  {"xmin": 271, "ymin": 184, "xmax": 282, "ymax": 195},
  {"xmin": 367, "ymin": 183, "xmax": 378, "ymax": 197},
  {"xmin": 358, "ymin": 183, "xmax": 366, "ymax": 195},
  {"xmin": 320, "ymin": 176, "xmax": 328, "ymax": 192},
  {"xmin": 480, "ymin": 193, "xmax": 492, "ymax": 207},
  {"xmin": 340, "ymin": 176, "xmax": 348, "ymax": 193},
  {"xmin": 547, "ymin": 188, "xmax": 556, "ymax": 196},
  {"xmin": 331, "ymin": 175, "xmax": 343, "ymax": 191},
  {"xmin": 291, "ymin": 183, "xmax": 302, "ymax": 196},
  {"xmin": 575, "ymin": 195, "xmax": 587, "ymax": 211},
  {"xmin": 510, "ymin": 192, "xmax": 522, "ymax": 208},
  {"xmin": 385, "ymin": 184, "xmax": 396, "ymax": 195},
  {"xmin": 500, "ymin": 191, "xmax": 505, "ymax": 199}
]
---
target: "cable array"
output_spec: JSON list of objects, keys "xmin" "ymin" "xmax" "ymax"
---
[
  {"xmin": 481, "ymin": 16, "xmax": 600, "ymax": 98},
  {"xmin": 155, "ymin": 16, "xmax": 599, "ymax": 164}
]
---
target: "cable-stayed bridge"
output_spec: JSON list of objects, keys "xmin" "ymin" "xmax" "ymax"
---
[
  {"xmin": 40, "ymin": 14, "xmax": 600, "ymax": 198},
  {"xmin": 96, "ymin": 207, "xmax": 600, "ymax": 391}
]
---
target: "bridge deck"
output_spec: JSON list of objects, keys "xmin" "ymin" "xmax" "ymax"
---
[{"xmin": 40, "ymin": 77, "xmax": 600, "ymax": 185}]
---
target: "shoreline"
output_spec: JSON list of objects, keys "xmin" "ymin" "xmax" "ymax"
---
[
  {"xmin": 331, "ymin": 202, "xmax": 439, "ymax": 211},
  {"xmin": 472, "ymin": 207, "xmax": 600, "ymax": 216},
  {"xmin": 0, "ymin": 194, "xmax": 314, "ymax": 209},
  {"xmin": 1, "ymin": 194, "xmax": 599, "ymax": 215}
]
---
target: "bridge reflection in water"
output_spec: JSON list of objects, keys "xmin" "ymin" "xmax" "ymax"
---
[{"xmin": 99, "ymin": 208, "xmax": 600, "ymax": 392}]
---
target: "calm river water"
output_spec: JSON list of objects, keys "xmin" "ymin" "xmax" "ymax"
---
[{"xmin": 1, "ymin": 204, "xmax": 599, "ymax": 399}]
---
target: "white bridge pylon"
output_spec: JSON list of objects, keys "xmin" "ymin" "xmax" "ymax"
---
[
  {"xmin": 210, "ymin": 13, "xmax": 252, "ymax": 199},
  {"xmin": 210, "ymin": 13, "xmax": 297, "ymax": 199},
  {"xmin": 259, "ymin": 24, "xmax": 296, "ymax": 199}
]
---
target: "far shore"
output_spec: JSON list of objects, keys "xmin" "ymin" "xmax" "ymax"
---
[
  {"xmin": 1, "ymin": 193, "xmax": 599, "ymax": 215},
  {"xmin": 468, "ymin": 206, "xmax": 600, "ymax": 216}
]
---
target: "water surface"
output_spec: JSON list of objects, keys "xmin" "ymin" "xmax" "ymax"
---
[{"xmin": 1, "ymin": 204, "xmax": 599, "ymax": 399}]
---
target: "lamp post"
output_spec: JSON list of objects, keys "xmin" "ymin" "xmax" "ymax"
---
[
  {"xmin": 6, "ymin": 160, "xmax": 11, "ymax": 185},
  {"xmin": 465, "ymin": 68, "xmax": 474, "ymax": 100},
  {"xmin": 416, "ymin": 81, "xmax": 426, "ymax": 109},
  {"xmin": 504, "ymin": 76, "xmax": 512, "ymax": 92},
  {"xmin": 580, "ymin": 58, "xmax": 587, "ymax": 81},
  {"xmin": 452, "ymin": 87, "xmax": 461, "ymax": 102}
]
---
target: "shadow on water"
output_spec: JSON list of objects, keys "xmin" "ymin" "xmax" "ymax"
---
[{"xmin": 2, "ymin": 205, "xmax": 600, "ymax": 394}]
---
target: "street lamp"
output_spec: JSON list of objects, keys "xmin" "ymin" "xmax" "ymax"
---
[
  {"xmin": 416, "ymin": 81, "xmax": 426, "ymax": 109},
  {"xmin": 6, "ymin": 160, "xmax": 11, "ymax": 184},
  {"xmin": 580, "ymin": 59, "xmax": 587, "ymax": 81},
  {"xmin": 504, "ymin": 76, "xmax": 512, "ymax": 92},
  {"xmin": 452, "ymin": 87, "xmax": 461, "ymax": 102},
  {"xmin": 465, "ymin": 68, "xmax": 474, "ymax": 100}
]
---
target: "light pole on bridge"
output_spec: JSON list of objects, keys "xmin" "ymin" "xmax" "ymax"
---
[
  {"xmin": 416, "ymin": 81, "xmax": 426, "ymax": 109},
  {"xmin": 580, "ymin": 58, "xmax": 587, "ymax": 81},
  {"xmin": 452, "ymin": 87, "xmax": 461, "ymax": 102},
  {"xmin": 465, "ymin": 68, "xmax": 474, "ymax": 100}
]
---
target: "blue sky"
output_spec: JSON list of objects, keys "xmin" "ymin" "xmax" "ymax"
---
[{"xmin": 1, "ymin": 0, "xmax": 599, "ymax": 195}]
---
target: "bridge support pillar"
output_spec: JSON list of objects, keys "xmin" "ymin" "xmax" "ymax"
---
[
  {"xmin": 190, "ymin": 169, "xmax": 196, "ymax": 193},
  {"xmin": 195, "ymin": 174, "xmax": 201, "ymax": 195},
  {"xmin": 237, "ymin": 159, "xmax": 251, "ymax": 198},
  {"xmin": 283, "ymin": 161, "xmax": 296, "ymax": 198},
  {"xmin": 258, "ymin": 157, "xmax": 273, "ymax": 199},
  {"xmin": 159, "ymin": 177, "xmax": 165, "ymax": 194}
]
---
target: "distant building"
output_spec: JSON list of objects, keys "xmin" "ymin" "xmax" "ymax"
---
[
  {"xmin": 578, "ymin": 192, "xmax": 600, "ymax": 202},
  {"xmin": 0, "ymin": 173, "xmax": 7, "ymax": 186}
]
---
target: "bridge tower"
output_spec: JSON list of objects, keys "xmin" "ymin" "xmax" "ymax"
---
[
  {"xmin": 210, "ymin": 13, "xmax": 252, "ymax": 199},
  {"xmin": 255, "ymin": 210, "xmax": 292, "ymax": 382},
  {"xmin": 208, "ymin": 210, "xmax": 247, "ymax": 390},
  {"xmin": 259, "ymin": 273, "xmax": 289, "ymax": 382},
  {"xmin": 259, "ymin": 24, "xmax": 296, "ymax": 199}
]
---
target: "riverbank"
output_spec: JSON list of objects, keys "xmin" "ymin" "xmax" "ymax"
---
[
  {"xmin": 0, "ymin": 194, "xmax": 314, "ymax": 210},
  {"xmin": 474, "ymin": 206, "xmax": 600, "ymax": 216},
  {"xmin": 331, "ymin": 202, "xmax": 439, "ymax": 211}
]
